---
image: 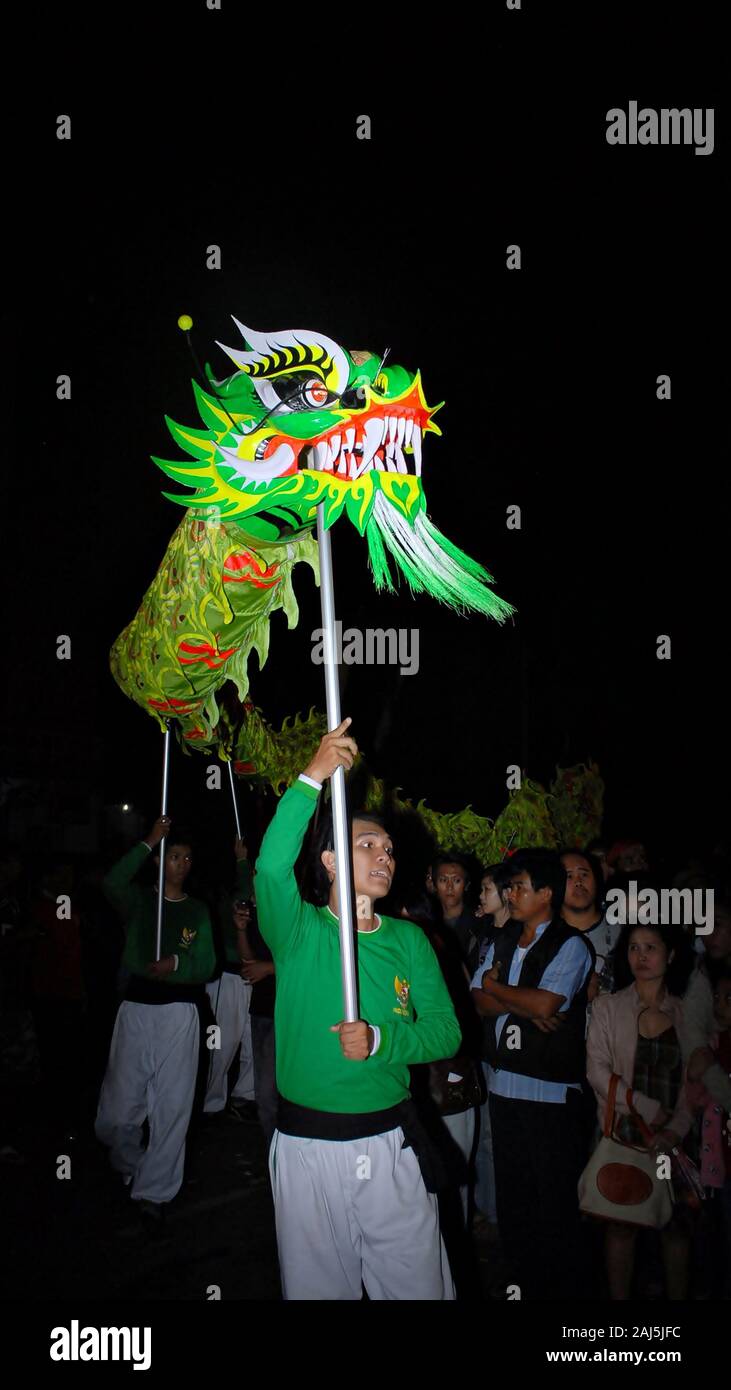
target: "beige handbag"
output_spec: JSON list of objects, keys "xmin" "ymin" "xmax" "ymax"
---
[{"xmin": 578, "ymin": 1073, "xmax": 674, "ymax": 1229}]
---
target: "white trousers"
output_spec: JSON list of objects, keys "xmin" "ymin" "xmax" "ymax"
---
[
  {"xmin": 442, "ymin": 1106, "xmax": 476, "ymax": 1225},
  {"xmin": 269, "ymin": 1127, "xmax": 456, "ymax": 1301},
  {"xmin": 204, "ymin": 974, "xmax": 255, "ymax": 1111},
  {"xmin": 95, "ymin": 1001, "xmax": 199, "ymax": 1204}
]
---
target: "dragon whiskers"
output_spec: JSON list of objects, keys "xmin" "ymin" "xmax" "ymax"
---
[{"xmin": 365, "ymin": 492, "xmax": 515, "ymax": 622}]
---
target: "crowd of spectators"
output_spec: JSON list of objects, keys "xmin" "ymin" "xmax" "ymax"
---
[{"xmin": 1, "ymin": 819, "xmax": 729, "ymax": 1301}]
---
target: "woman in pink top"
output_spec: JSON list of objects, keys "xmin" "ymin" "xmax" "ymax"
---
[{"xmin": 586, "ymin": 919, "xmax": 695, "ymax": 1300}]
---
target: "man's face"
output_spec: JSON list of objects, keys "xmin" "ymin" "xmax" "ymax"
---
[
  {"xmin": 435, "ymin": 863, "xmax": 466, "ymax": 915},
  {"xmin": 561, "ymin": 854, "xmax": 597, "ymax": 915},
  {"xmin": 506, "ymin": 873, "xmax": 551, "ymax": 922},
  {"xmin": 351, "ymin": 821, "xmax": 395, "ymax": 901},
  {"xmin": 705, "ymin": 907, "xmax": 731, "ymax": 962},
  {"xmin": 165, "ymin": 844, "xmax": 193, "ymax": 888}
]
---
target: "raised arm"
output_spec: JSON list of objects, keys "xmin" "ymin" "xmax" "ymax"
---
[{"xmin": 255, "ymin": 718, "xmax": 358, "ymax": 959}]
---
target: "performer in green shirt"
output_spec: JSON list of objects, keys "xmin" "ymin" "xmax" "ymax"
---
[
  {"xmin": 95, "ymin": 817, "xmax": 215, "ymax": 1220},
  {"xmin": 255, "ymin": 719, "xmax": 460, "ymax": 1300}
]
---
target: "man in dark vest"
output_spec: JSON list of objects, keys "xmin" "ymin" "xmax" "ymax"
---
[{"xmin": 470, "ymin": 849, "xmax": 594, "ymax": 1300}]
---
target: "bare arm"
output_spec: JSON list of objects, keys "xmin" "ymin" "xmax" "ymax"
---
[
  {"xmin": 471, "ymin": 987, "xmax": 507, "ymax": 1018},
  {"xmin": 475, "ymin": 970, "xmax": 566, "ymax": 1020}
]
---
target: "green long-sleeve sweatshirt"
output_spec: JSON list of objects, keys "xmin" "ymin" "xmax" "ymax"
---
[
  {"xmin": 255, "ymin": 778, "xmax": 462, "ymax": 1113},
  {"xmin": 103, "ymin": 843, "xmax": 216, "ymax": 985}
]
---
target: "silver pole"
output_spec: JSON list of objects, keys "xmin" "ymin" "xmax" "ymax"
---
[
  {"xmin": 155, "ymin": 722, "xmax": 172, "ymax": 961},
  {"xmin": 316, "ymin": 504, "xmax": 359, "ymax": 1023},
  {"xmin": 226, "ymin": 759, "xmax": 243, "ymax": 840}
]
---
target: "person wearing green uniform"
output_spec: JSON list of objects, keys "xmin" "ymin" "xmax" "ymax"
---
[
  {"xmin": 95, "ymin": 816, "xmax": 215, "ymax": 1217},
  {"xmin": 255, "ymin": 719, "xmax": 460, "ymax": 1300},
  {"xmin": 204, "ymin": 837, "xmax": 257, "ymax": 1116}
]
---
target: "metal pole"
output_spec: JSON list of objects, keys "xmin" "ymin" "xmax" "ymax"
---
[
  {"xmin": 226, "ymin": 759, "xmax": 243, "ymax": 840},
  {"xmin": 316, "ymin": 504, "xmax": 359, "ymax": 1023},
  {"xmin": 155, "ymin": 722, "xmax": 172, "ymax": 961}
]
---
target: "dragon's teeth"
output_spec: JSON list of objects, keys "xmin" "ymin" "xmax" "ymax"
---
[
  {"xmin": 327, "ymin": 434, "xmax": 341, "ymax": 467},
  {"xmin": 404, "ymin": 418, "xmax": 414, "ymax": 448},
  {"xmin": 352, "ymin": 417, "xmax": 384, "ymax": 475},
  {"xmin": 385, "ymin": 441, "xmax": 397, "ymax": 471},
  {"xmin": 345, "ymin": 427, "xmax": 356, "ymax": 452},
  {"xmin": 313, "ymin": 441, "xmax": 329, "ymax": 470},
  {"xmin": 396, "ymin": 416, "xmax": 406, "ymax": 447},
  {"xmin": 337, "ymin": 453, "xmax": 348, "ymax": 475},
  {"xmin": 412, "ymin": 428, "xmax": 422, "ymax": 477},
  {"xmin": 394, "ymin": 444, "xmax": 408, "ymax": 474},
  {"xmin": 387, "ymin": 415, "xmax": 397, "ymax": 444}
]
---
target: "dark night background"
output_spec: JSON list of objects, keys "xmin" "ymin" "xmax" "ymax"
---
[{"xmin": 3, "ymin": 5, "xmax": 728, "ymax": 877}]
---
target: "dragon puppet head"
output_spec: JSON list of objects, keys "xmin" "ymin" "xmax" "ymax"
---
[{"xmin": 155, "ymin": 321, "xmax": 513, "ymax": 620}]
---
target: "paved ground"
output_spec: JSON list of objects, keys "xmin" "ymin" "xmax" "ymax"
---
[
  {"xmin": 1, "ymin": 1093, "xmax": 510, "ymax": 1301},
  {"xmin": 2, "ymin": 1098, "xmax": 281, "ymax": 1301}
]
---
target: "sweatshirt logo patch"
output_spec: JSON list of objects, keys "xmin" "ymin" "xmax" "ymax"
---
[
  {"xmin": 393, "ymin": 975, "xmax": 411, "ymax": 1016},
  {"xmin": 178, "ymin": 925, "xmax": 197, "ymax": 951}
]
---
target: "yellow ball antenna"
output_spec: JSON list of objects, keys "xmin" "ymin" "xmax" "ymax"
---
[{"xmin": 175, "ymin": 313, "xmax": 238, "ymax": 435}]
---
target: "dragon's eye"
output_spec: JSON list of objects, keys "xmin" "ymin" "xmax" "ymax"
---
[
  {"xmin": 271, "ymin": 374, "xmax": 336, "ymax": 412},
  {"xmin": 302, "ymin": 378, "xmax": 330, "ymax": 408}
]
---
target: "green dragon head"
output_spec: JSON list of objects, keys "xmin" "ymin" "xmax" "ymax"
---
[{"xmin": 155, "ymin": 321, "xmax": 513, "ymax": 620}]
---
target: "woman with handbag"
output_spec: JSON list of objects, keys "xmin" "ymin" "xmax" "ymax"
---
[{"xmin": 585, "ymin": 919, "xmax": 696, "ymax": 1299}]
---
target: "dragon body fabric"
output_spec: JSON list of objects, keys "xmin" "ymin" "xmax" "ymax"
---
[{"xmin": 111, "ymin": 323, "xmax": 513, "ymax": 758}]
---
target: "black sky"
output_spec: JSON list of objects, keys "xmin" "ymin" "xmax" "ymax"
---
[{"xmin": 4, "ymin": 6, "xmax": 728, "ymax": 866}]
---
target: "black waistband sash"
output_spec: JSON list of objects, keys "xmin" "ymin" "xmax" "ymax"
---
[
  {"xmin": 124, "ymin": 976, "xmax": 207, "ymax": 1006},
  {"xmin": 276, "ymin": 1095, "xmax": 404, "ymax": 1141},
  {"xmin": 275, "ymin": 1096, "xmax": 452, "ymax": 1192}
]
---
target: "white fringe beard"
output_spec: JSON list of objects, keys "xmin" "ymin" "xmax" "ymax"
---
[{"xmin": 368, "ymin": 491, "xmax": 513, "ymax": 621}]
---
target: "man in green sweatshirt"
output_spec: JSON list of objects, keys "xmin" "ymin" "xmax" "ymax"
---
[
  {"xmin": 95, "ymin": 816, "xmax": 215, "ymax": 1218},
  {"xmin": 255, "ymin": 719, "xmax": 460, "ymax": 1300}
]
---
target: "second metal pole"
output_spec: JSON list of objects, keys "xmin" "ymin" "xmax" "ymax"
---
[
  {"xmin": 155, "ymin": 722, "xmax": 172, "ymax": 961},
  {"xmin": 226, "ymin": 759, "xmax": 243, "ymax": 840},
  {"xmin": 316, "ymin": 504, "xmax": 359, "ymax": 1023}
]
